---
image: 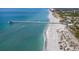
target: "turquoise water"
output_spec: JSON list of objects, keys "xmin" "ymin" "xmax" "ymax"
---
[{"xmin": 0, "ymin": 8, "xmax": 48, "ymax": 51}]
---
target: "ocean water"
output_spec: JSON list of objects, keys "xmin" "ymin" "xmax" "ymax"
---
[{"xmin": 0, "ymin": 8, "xmax": 48, "ymax": 51}]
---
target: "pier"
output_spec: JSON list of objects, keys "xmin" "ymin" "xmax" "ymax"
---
[{"xmin": 8, "ymin": 20, "xmax": 65, "ymax": 24}]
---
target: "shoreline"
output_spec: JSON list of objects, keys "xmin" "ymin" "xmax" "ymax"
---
[
  {"xmin": 43, "ymin": 9, "xmax": 59, "ymax": 51},
  {"xmin": 43, "ymin": 9, "xmax": 52, "ymax": 51},
  {"xmin": 43, "ymin": 24, "xmax": 48, "ymax": 51},
  {"xmin": 43, "ymin": 18, "xmax": 49, "ymax": 51},
  {"xmin": 44, "ymin": 9, "xmax": 65, "ymax": 51}
]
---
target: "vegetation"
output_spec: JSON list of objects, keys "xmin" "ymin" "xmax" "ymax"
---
[
  {"xmin": 57, "ymin": 11, "xmax": 79, "ymax": 39},
  {"xmin": 57, "ymin": 12, "xmax": 79, "ymax": 17},
  {"xmin": 69, "ymin": 25, "xmax": 79, "ymax": 39},
  {"xmin": 75, "ymin": 31, "xmax": 79, "ymax": 39}
]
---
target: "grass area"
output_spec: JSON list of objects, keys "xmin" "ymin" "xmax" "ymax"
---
[
  {"xmin": 69, "ymin": 26, "xmax": 79, "ymax": 39},
  {"xmin": 57, "ymin": 12, "xmax": 79, "ymax": 17},
  {"xmin": 57, "ymin": 12, "xmax": 64, "ymax": 18},
  {"xmin": 68, "ymin": 13, "xmax": 79, "ymax": 17},
  {"xmin": 75, "ymin": 31, "xmax": 79, "ymax": 39}
]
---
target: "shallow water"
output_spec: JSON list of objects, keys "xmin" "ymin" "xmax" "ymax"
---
[{"xmin": 0, "ymin": 8, "xmax": 48, "ymax": 51}]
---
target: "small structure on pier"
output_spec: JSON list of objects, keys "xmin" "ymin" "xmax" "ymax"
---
[{"xmin": 8, "ymin": 20, "xmax": 13, "ymax": 24}]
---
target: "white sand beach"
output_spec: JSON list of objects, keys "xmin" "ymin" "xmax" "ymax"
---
[
  {"xmin": 44, "ymin": 9, "xmax": 79, "ymax": 51},
  {"xmin": 45, "ymin": 9, "xmax": 65, "ymax": 51}
]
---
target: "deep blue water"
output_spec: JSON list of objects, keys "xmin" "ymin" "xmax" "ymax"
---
[{"xmin": 0, "ymin": 8, "xmax": 48, "ymax": 51}]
